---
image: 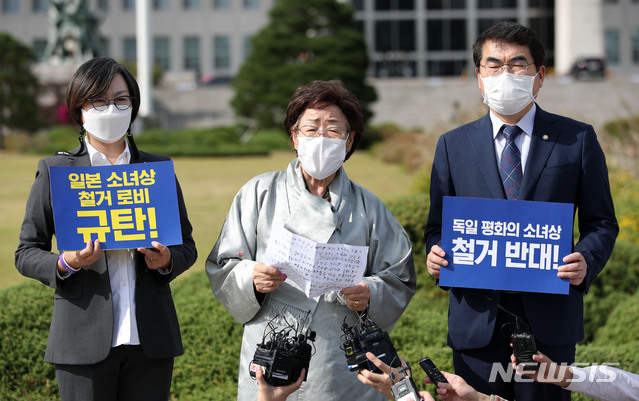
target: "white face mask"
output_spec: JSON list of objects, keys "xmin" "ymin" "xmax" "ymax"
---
[
  {"xmin": 297, "ymin": 136, "xmax": 347, "ymax": 180},
  {"xmin": 480, "ymin": 72, "xmax": 538, "ymax": 116},
  {"xmin": 81, "ymin": 105, "xmax": 132, "ymax": 143}
]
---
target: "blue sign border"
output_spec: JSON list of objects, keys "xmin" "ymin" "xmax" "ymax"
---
[
  {"xmin": 439, "ymin": 197, "xmax": 573, "ymax": 294},
  {"xmin": 50, "ymin": 161, "xmax": 182, "ymax": 251}
]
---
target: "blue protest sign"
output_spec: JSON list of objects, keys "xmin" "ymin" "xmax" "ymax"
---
[
  {"xmin": 439, "ymin": 197, "xmax": 573, "ymax": 294},
  {"xmin": 50, "ymin": 161, "xmax": 182, "ymax": 251}
]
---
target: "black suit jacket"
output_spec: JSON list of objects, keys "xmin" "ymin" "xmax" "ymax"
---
[
  {"xmin": 15, "ymin": 145, "xmax": 197, "ymax": 365},
  {"xmin": 425, "ymin": 106, "xmax": 618, "ymax": 349}
]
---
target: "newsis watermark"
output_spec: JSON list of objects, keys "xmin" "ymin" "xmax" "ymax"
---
[{"xmin": 489, "ymin": 362, "xmax": 620, "ymax": 383}]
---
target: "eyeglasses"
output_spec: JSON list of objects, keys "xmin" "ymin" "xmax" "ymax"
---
[
  {"xmin": 296, "ymin": 125, "xmax": 350, "ymax": 139},
  {"xmin": 480, "ymin": 60, "xmax": 533, "ymax": 76},
  {"xmin": 90, "ymin": 96, "xmax": 134, "ymax": 111}
]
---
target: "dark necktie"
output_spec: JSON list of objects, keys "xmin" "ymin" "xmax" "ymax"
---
[{"xmin": 500, "ymin": 124, "xmax": 523, "ymax": 200}]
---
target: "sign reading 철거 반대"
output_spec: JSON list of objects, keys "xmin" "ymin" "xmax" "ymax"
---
[
  {"xmin": 50, "ymin": 161, "xmax": 182, "ymax": 251},
  {"xmin": 439, "ymin": 197, "xmax": 573, "ymax": 295}
]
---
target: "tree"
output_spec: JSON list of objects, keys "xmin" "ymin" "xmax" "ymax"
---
[
  {"xmin": 231, "ymin": 0, "xmax": 377, "ymax": 129},
  {"xmin": 0, "ymin": 33, "xmax": 41, "ymax": 149}
]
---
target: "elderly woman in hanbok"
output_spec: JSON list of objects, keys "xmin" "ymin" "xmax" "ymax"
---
[{"xmin": 205, "ymin": 80, "xmax": 416, "ymax": 400}]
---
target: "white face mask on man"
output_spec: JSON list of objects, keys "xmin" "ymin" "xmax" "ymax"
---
[
  {"xmin": 480, "ymin": 72, "xmax": 539, "ymax": 116},
  {"xmin": 81, "ymin": 105, "xmax": 132, "ymax": 143},
  {"xmin": 297, "ymin": 136, "xmax": 347, "ymax": 180}
]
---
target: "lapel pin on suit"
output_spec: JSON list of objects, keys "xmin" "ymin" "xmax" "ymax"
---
[{"xmin": 542, "ymin": 134, "xmax": 549, "ymax": 141}]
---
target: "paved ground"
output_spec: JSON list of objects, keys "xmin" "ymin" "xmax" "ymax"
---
[{"xmin": 152, "ymin": 75, "xmax": 639, "ymax": 133}]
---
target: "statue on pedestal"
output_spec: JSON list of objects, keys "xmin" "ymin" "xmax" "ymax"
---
[{"xmin": 43, "ymin": 0, "xmax": 102, "ymax": 64}]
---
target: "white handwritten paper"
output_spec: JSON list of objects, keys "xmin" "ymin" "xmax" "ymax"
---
[{"xmin": 264, "ymin": 225, "xmax": 369, "ymax": 298}]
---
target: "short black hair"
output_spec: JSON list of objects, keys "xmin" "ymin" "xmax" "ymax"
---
[{"xmin": 472, "ymin": 21, "xmax": 545, "ymax": 70}]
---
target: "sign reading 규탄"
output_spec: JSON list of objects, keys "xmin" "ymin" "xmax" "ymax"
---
[
  {"xmin": 50, "ymin": 161, "xmax": 182, "ymax": 251},
  {"xmin": 439, "ymin": 197, "xmax": 574, "ymax": 295}
]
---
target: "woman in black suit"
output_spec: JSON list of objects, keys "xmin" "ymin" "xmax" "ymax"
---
[{"xmin": 15, "ymin": 57, "xmax": 197, "ymax": 401}]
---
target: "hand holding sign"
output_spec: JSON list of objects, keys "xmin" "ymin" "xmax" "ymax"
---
[
  {"xmin": 557, "ymin": 252, "xmax": 587, "ymax": 286},
  {"xmin": 57, "ymin": 239, "xmax": 102, "ymax": 275},
  {"xmin": 426, "ymin": 244, "xmax": 448, "ymax": 279},
  {"xmin": 138, "ymin": 241, "xmax": 172, "ymax": 270}
]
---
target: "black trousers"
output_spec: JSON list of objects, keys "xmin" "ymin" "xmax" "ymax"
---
[
  {"xmin": 452, "ymin": 293, "xmax": 574, "ymax": 401},
  {"xmin": 55, "ymin": 345, "xmax": 174, "ymax": 401}
]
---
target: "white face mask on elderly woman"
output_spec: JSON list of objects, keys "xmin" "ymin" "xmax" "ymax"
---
[
  {"xmin": 81, "ymin": 105, "xmax": 132, "ymax": 143},
  {"xmin": 297, "ymin": 136, "xmax": 347, "ymax": 180}
]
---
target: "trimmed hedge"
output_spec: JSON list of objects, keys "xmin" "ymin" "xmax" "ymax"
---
[
  {"xmin": 2, "ymin": 192, "xmax": 638, "ymax": 400},
  {"xmin": 133, "ymin": 126, "xmax": 291, "ymax": 157},
  {"xmin": 0, "ymin": 282, "xmax": 56, "ymax": 400},
  {"xmin": 17, "ymin": 125, "xmax": 293, "ymax": 158}
]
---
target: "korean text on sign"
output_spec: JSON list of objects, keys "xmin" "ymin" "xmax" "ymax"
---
[
  {"xmin": 50, "ymin": 161, "xmax": 182, "ymax": 251},
  {"xmin": 440, "ymin": 197, "xmax": 573, "ymax": 294}
]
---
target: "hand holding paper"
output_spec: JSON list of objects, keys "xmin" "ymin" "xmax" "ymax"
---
[
  {"xmin": 263, "ymin": 225, "xmax": 369, "ymax": 298},
  {"xmin": 252, "ymin": 262, "xmax": 287, "ymax": 294}
]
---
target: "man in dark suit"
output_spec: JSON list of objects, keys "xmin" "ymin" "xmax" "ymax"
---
[
  {"xmin": 424, "ymin": 22, "xmax": 618, "ymax": 401},
  {"xmin": 15, "ymin": 57, "xmax": 197, "ymax": 401}
]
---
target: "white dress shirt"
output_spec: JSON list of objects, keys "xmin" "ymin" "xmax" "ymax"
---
[
  {"xmin": 566, "ymin": 365, "xmax": 639, "ymax": 401},
  {"xmin": 490, "ymin": 103, "xmax": 537, "ymax": 174},
  {"xmin": 85, "ymin": 139, "xmax": 140, "ymax": 347}
]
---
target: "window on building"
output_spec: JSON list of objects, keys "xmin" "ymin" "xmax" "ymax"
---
[
  {"xmin": 123, "ymin": 0, "xmax": 135, "ymax": 11},
  {"xmin": 97, "ymin": 0, "xmax": 108, "ymax": 12},
  {"xmin": 154, "ymin": 37, "xmax": 171, "ymax": 70},
  {"xmin": 528, "ymin": 15, "xmax": 555, "ymax": 67},
  {"xmin": 2, "ymin": 0, "xmax": 19, "ymax": 14},
  {"xmin": 352, "ymin": 0, "xmax": 364, "ymax": 10},
  {"xmin": 184, "ymin": 0, "xmax": 200, "ymax": 10},
  {"xmin": 97, "ymin": 38, "xmax": 109, "ymax": 57},
  {"xmin": 604, "ymin": 29, "xmax": 619, "ymax": 64},
  {"xmin": 528, "ymin": 0, "xmax": 555, "ymax": 7},
  {"xmin": 243, "ymin": 0, "xmax": 259, "ymax": 9},
  {"xmin": 375, "ymin": 0, "xmax": 415, "ymax": 10},
  {"xmin": 153, "ymin": 0, "xmax": 169, "ymax": 10},
  {"xmin": 214, "ymin": 35, "xmax": 231, "ymax": 70},
  {"xmin": 375, "ymin": 60, "xmax": 416, "ymax": 77},
  {"xmin": 478, "ymin": 0, "xmax": 516, "ymax": 8},
  {"xmin": 426, "ymin": 0, "xmax": 465, "ymax": 9},
  {"xmin": 33, "ymin": 38, "xmax": 48, "ymax": 60},
  {"xmin": 375, "ymin": 20, "xmax": 415, "ymax": 52},
  {"xmin": 427, "ymin": 19, "xmax": 466, "ymax": 51},
  {"xmin": 477, "ymin": 17, "xmax": 516, "ymax": 35},
  {"xmin": 213, "ymin": 0, "xmax": 229, "ymax": 8},
  {"xmin": 427, "ymin": 59, "xmax": 467, "ymax": 76},
  {"xmin": 632, "ymin": 29, "xmax": 639, "ymax": 64},
  {"xmin": 123, "ymin": 37, "xmax": 137, "ymax": 62},
  {"xmin": 32, "ymin": 0, "xmax": 49, "ymax": 13},
  {"xmin": 183, "ymin": 36, "xmax": 200, "ymax": 71}
]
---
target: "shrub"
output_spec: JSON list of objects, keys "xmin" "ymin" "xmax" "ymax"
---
[
  {"xmin": 591, "ymin": 289, "xmax": 639, "ymax": 345},
  {"xmin": 16, "ymin": 125, "xmax": 293, "ymax": 157},
  {"xmin": 170, "ymin": 271, "xmax": 243, "ymax": 400},
  {"xmin": 0, "ymin": 282, "xmax": 57, "ymax": 400},
  {"xmin": 585, "ymin": 241, "xmax": 639, "ymax": 299},
  {"xmin": 134, "ymin": 126, "xmax": 289, "ymax": 157},
  {"xmin": 19, "ymin": 125, "xmax": 78, "ymax": 155},
  {"xmin": 387, "ymin": 193, "xmax": 430, "ymax": 247},
  {"xmin": 2, "ymin": 199, "xmax": 638, "ymax": 401}
]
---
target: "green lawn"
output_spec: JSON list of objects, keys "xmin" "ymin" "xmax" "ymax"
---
[{"xmin": 0, "ymin": 149, "xmax": 414, "ymax": 290}]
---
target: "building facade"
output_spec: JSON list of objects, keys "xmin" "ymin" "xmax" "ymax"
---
[
  {"xmin": 0, "ymin": 0, "xmax": 638, "ymax": 81},
  {"xmin": 0, "ymin": 0, "xmax": 274, "ymax": 84}
]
